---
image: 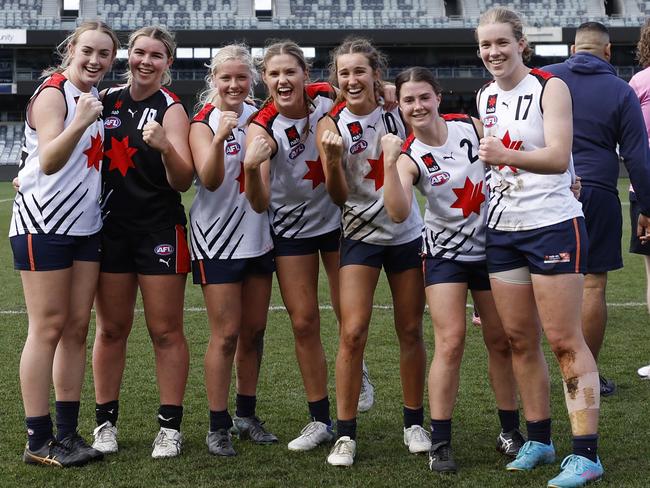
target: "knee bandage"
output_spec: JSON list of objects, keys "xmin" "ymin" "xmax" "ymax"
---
[
  {"xmin": 562, "ymin": 371, "xmax": 600, "ymax": 413},
  {"xmin": 489, "ymin": 267, "xmax": 532, "ymax": 285}
]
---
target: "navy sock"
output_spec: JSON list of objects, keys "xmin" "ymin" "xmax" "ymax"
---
[
  {"xmin": 336, "ymin": 418, "xmax": 357, "ymax": 440},
  {"xmin": 55, "ymin": 401, "xmax": 80, "ymax": 441},
  {"xmin": 308, "ymin": 396, "xmax": 331, "ymax": 425},
  {"xmin": 26, "ymin": 414, "xmax": 53, "ymax": 451},
  {"xmin": 158, "ymin": 404, "xmax": 183, "ymax": 431},
  {"xmin": 209, "ymin": 409, "xmax": 232, "ymax": 432},
  {"xmin": 573, "ymin": 434, "xmax": 598, "ymax": 463},
  {"xmin": 235, "ymin": 394, "xmax": 256, "ymax": 418},
  {"xmin": 95, "ymin": 400, "xmax": 119, "ymax": 427},
  {"xmin": 526, "ymin": 418, "xmax": 552, "ymax": 445},
  {"xmin": 498, "ymin": 409, "xmax": 520, "ymax": 432},
  {"xmin": 430, "ymin": 418, "xmax": 452, "ymax": 443},
  {"xmin": 403, "ymin": 406, "xmax": 424, "ymax": 429}
]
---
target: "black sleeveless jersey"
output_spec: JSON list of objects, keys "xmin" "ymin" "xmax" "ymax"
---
[{"xmin": 101, "ymin": 86, "xmax": 187, "ymax": 232}]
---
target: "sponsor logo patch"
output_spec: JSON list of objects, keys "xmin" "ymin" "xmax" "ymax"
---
[
  {"xmin": 226, "ymin": 142, "xmax": 241, "ymax": 155},
  {"xmin": 285, "ymin": 125, "xmax": 301, "ymax": 147},
  {"xmin": 486, "ymin": 94, "xmax": 497, "ymax": 114},
  {"xmin": 289, "ymin": 143, "xmax": 306, "ymax": 160},
  {"xmin": 483, "ymin": 115, "xmax": 498, "ymax": 128},
  {"xmin": 347, "ymin": 121, "xmax": 363, "ymax": 142},
  {"xmin": 350, "ymin": 140, "xmax": 368, "ymax": 154},
  {"xmin": 429, "ymin": 172, "xmax": 450, "ymax": 186},
  {"xmin": 421, "ymin": 153, "xmax": 440, "ymax": 173},
  {"xmin": 104, "ymin": 116, "xmax": 121, "ymax": 129},
  {"xmin": 154, "ymin": 244, "xmax": 174, "ymax": 256},
  {"xmin": 543, "ymin": 252, "xmax": 571, "ymax": 264}
]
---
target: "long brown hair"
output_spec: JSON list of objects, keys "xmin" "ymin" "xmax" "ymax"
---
[{"xmin": 637, "ymin": 19, "xmax": 650, "ymax": 68}]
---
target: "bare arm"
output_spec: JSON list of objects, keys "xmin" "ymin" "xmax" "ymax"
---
[
  {"xmin": 316, "ymin": 116, "xmax": 348, "ymax": 206},
  {"xmin": 33, "ymin": 89, "xmax": 103, "ymax": 175},
  {"xmin": 144, "ymin": 103, "xmax": 194, "ymax": 192},
  {"xmin": 243, "ymin": 123, "xmax": 274, "ymax": 213},
  {"xmin": 478, "ymin": 78, "xmax": 573, "ymax": 174},
  {"xmin": 190, "ymin": 111, "xmax": 239, "ymax": 191},
  {"xmin": 382, "ymin": 134, "xmax": 415, "ymax": 222}
]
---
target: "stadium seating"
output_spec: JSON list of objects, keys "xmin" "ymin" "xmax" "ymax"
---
[{"xmin": 0, "ymin": 124, "xmax": 23, "ymax": 166}]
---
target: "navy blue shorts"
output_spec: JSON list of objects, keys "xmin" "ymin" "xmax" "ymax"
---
[
  {"xmin": 580, "ymin": 186, "xmax": 623, "ymax": 272},
  {"xmin": 192, "ymin": 251, "xmax": 275, "ymax": 285},
  {"xmin": 272, "ymin": 228, "xmax": 340, "ymax": 257},
  {"xmin": 486, "ymin": 217, "xmax": 588, "ymax": 275},
  {"xmin": 629, "ymin": 194, "xmax": 650, "ymax": 256},
  {"xmin": 424, "ymin": 257, "xmax": 490, "ymax": 290},
  {"xmin": 10, "ymin": 232, "xmax": 101, "ymax": 271},
  {"xmin": 340, "ymin": 236, "xmax": 423, "ymax": 273},
  {"xmin": 101, "ymin": 223, "xmax": 190, "ymax": 275}
]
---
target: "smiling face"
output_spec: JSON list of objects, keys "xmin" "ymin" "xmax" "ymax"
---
[
  {"xmin": 213, "ymin": 59, "xmax": 252, "ymax": 112},
  {"xmin": 398, "ymin": 80, "xmax": 441, "ymax": 131},
  {"xmin": 477, "ymin": 21, "xmax": 526, "ymax": 83},
  {"xmin": 65, "ymin": 29, "xmax": 115, "ymax": 91},
  {"xmin": 128, "ymin": 36, "xmax": 173, "ymax": 90},
  {"xmin": 263, "ymin": 53, "xmax": 308, "ymax": 118},
  {"xmin": 336, "ymin": 52, "xmax": 379, "ymax": 115}
]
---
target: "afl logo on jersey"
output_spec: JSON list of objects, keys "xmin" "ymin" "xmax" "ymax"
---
[
  {"xmin": 486, "ymin": 94, "xmax": 498, "ymax": 114},
  {"xmin": 104, "ymin": 116, "xmax": 121, "ymax": 129},
  {"xmin": 285, "ymin": 125, "xmax": 301, "ymax": 147},
  {"xmin": 289, "ymin": 143, "xmax": 306, "ymax": 160},
  {"xmin": 226, "ymin": 143, "xmax": 241, "ymax": 155},
  {"xmin": 154, "ymin": 244, "xmax": 175, "ymax": 256},
  {"xmin": 350, "ymin": 140, "xmax": 368, "ymax": 154},
  {"xmin": 421, "ymin": 153, "xmax": 440, "ymax": 173},
  {"xmin": 483, "ymin": 115, "xmax": 498, "ymax": 128},
  {"xmin": 429, "ymin": 172, "xmax": 450, "ymax": 186},
  {"xmin": 347, "ymin": 121, "xmax": 363, "ymax": 142}
]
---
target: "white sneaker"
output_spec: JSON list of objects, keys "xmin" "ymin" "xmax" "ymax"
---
[
  {"xmin": 403, "ymin": 425, "xmax": 431, "ymax": 454},
  {"xmin": 288, "ymin": 421, "xmax": 335, "ymax": 451},
  {"xmin": 92, "ymin": 421, "xmax": 118, "ymax": 454},
  {"xmin": 151, "ymin": 427, "xmax": 183, "ymax": 458},
  {"xmin": 358, "ymin": 361, "xmax": 374, "ymax": 413},
  {"xmin": 327, "ymin": 436, "xmax": 356, "ymax": 466},
  {"xmin": 638, "ymin": 363, "xmax": 650, "ymax": 378}
]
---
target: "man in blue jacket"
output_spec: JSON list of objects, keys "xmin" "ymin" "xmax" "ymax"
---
[{"xmin": 545, "ymin": 22, "xmax": 650, "ymax": 396}]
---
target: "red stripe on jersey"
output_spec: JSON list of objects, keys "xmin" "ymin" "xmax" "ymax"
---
[
  {"xmin": 401, "ymin": 133, "xmax": 416, "ymax": 152},
  {"xmin": 198, "ymin": 259, "xmax": 207, "ymax": 285},
  {"xmin": 193, "ymin": 103, "xmax": 215, "ymax": 123},
  {"xmin": 252, "ymin": 101, "xmax": 279, "ymax": 130},
  {"xmin": 572, "ymin": 217, "xmax": 581, "ymax": 273},
  {"xmin": 530, "ymin": 68, "xmax": 554, "ymax": 83},
  {"xmin": 27, "ymin": 234, "xmax": 35, "ymax": 271},
  {"xmin": 175, "ymin": 225, "xmax": 190, "ymax": 274},
  {"xmin": 442, "ymin": 113, "xmax": 470, "ymax": 122},
  {"xmin": 329, "ymin": 100, "xmax": 347, "ymax": 118},
  {"xmin": 42, "ymin": 72, "xmax": 67, "ymax": 90},
  {"xmin": 161, "ymin": 87, "xmax": 181, "ymax": 103},
  {"xmin": 307, "ymin": 82, "xmax": 335, "ymax": 100}
]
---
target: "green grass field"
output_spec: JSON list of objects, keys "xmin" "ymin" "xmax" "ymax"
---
[{"xmin": 0, "ymin": 180, "xmax": 648, "ymax": 487}]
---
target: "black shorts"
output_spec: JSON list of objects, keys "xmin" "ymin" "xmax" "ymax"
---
[
  {"xmin": 629, "ymin": 195, "xmax": 650, "ymax": 256},
  {"xmin": 424, "ymin": 257, "xmax": 490, "ymax": 290},
  {"xmin": 192, "ymin": 251, "xmax": 275, "ymax": 285},
  {"xmin": 339, "ymin": 236, "xmax": 423, "ymax": 273},
  {"xmin": 580, "ymin": 186, "xmax": 623, "ymax": 272},
  {"xmin": 101, "ymin": 223, "xmax": 190, "ymax": 275},
  {"xmin": 272, "ymin": 228, "xmax": 340, "ymax": 257},
  {"xmin": 11, "ymin": 232, "xmax": 101, "ymax": 271}
]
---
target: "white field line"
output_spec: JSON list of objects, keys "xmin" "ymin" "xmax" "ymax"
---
[{"xmin": 0, "ymin": 302, "xmax": 646, "ymax": 315}]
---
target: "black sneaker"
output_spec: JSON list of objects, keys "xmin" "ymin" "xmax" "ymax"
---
[
  {"xmin": 231, "ymin": 416, "xmax": 278, "ymax": 444},
  {"xmin": 428, "ymin": 441, "xmax": 457, "ymax": 473},
  {"xmin": 599, "ymin": 375, "xmax": 616, "ymax": 397},
  {"xmin": 59, "ymin": 432, "xmax": 104, "ymax": 462},
  {"xmin": 206, "ymin": 429, "xmax": 236, "ymax": 457},
  {"xmin": 23, "ymin": 439, "xmax": 90, "ymax": 467},
  {"xmin": 496, "ymin": 428, "xmax": 525, "ymax": 458}
]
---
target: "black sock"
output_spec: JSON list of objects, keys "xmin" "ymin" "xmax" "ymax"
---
[
  {"xmin": 336, "ymin": 418, "xmax": 357, "ymax": 440},
  {"xmin": 158, "ymin": 404, "xmax": 183, "ymax": 431},
  {"xmin": 573, "ymin": 434, "xmax": 598, "ymax": 462},
  {"xmin": 430, "ymin": 418, "xmax": 452, "ymax": 444},
  {"xmin": 403, "ymin": 406, "xmax": 424, "ymax": 429},
  {"xmin": 235, "ymin": 394, "xmax": 256, "ymax": 418},
  {"xmin": 209, "ymin": 409, "xmax": 233, "ymax": 432},
  {"xmin": 95, "ymin": 400, "xmax": 119, "ymax": 427},
  {"xmin": 498, "ymin": 409, "xmax": 520, "ymax": 432},
  {"xmin": 26, "ymin": 414, "xmax": 53, "ymax": 451},
  {"xmin": 526, "ymin": 418, "xmax": 551, "ymax": 445},
  {"xmin": 55, "ymin": 401, "xmax": 80, "ymax": 441},
  {"xmin": 308, "ymin": 396, "xmax": 331, "ymax": 425}
]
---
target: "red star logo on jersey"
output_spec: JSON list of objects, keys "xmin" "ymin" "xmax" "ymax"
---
[
  {"xmin": 83, "ymin": 133, "xmax": 103, "ymax": 172},
  {"xmin": 114, "ymin": 100, "xmax": 123, "ymax": 110},
  {"xmin": 105, "ymin": 136, "xmax": 137, "ymax": 177},
  {"xmin": 303, "ymin": 158, "xmax": 325, "ymax": 189},
  {"xmin": 365, "ymin": 153, "xmax": 384, "ymax": 191},
  {"xmin": 451, "ymin": 177, "xmax": 485, "ymax": 218},
  {"xmin": 498, "ymin": 131, "xmax": 523, "ymax": 172},
  {"xmin": 236, "ymin": 161, "xmax": 245, "ymax": 193}
]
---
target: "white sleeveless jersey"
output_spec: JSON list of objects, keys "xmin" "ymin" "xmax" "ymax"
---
[
  {"xmin": 403, "ymin": 114, "xmax": 487, "ymax": 261},
  {"xmin": 329, "ymin": 102, "xmax": 422, "ymax": 245},
  {"xmin": 477, "ymin": 69, "xmax": 583, "ymax": 231},
  {"xmin": 189, "ymin": 102, "xmax": 273, "ymax": 260},
  {"xmin": 252, "ymin": 82, "xmax": 341, "ymax": 239},
  {"xmin": 10, "ymin": 73, "xmax": 103, "ymax": 236}
]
